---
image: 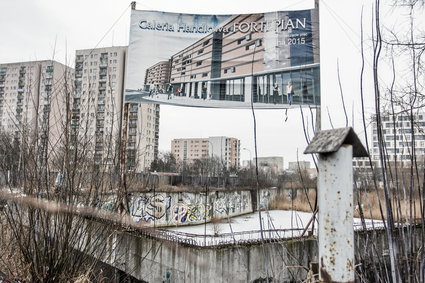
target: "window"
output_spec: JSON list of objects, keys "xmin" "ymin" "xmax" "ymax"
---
[
  {"xmin": 224, "ymin": 67, "xmax": 236, "ymax": 74},
  {"xmin": 196, "ymin": 61, "xmax": 202, "ymax": 66},
  {"xmin": 198, "ymin": 49, "xmax": 204, "ymax": 55}
]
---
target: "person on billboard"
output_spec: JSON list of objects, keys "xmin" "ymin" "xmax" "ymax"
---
[
  {"xmin": 286, "ymin": 81, "xmax": 294, "ymax": 105},
  {"xmin": 273, "ymin": 83, "xmax": 279, "ymax": 104},
  {"xmin": 167, "ymin": 84, "xmax": 173, "ymax": 100},
  {"xmin": 302, "ymin": 81, "xmax": 309, "ymax": 103},
  {"xmin": 149, "ymin": 84, "xmax": 155, "ymax": 97}
]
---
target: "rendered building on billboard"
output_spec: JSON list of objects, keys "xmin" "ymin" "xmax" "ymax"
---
[
  {"xmin": 125, "ymin": 7, "xmax": 319, "ymax": 109},
  {"xmin": 144, "ymin": 61, "xmax": 171, "ymax": 90}
]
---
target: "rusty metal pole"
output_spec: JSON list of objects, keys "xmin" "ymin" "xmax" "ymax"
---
[
  {"xmin": 317, "ymin": 145, "xmax": 354, "ymax": 282},
  {"xmin": 304, "ymin": 127, "xmax": 368, "ymax": 283}
]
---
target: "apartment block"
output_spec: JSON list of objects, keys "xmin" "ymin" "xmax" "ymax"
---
[
  {"xmin": 369, "ymin": 113, "xmax": 425, "ymax": 167},
  {"xmin": 255, "ymin": 156, "xmax": 284, "ymax": 173},
  {"xmin": 171, "ymin": 136, "xmax": 240, "ymax": 170},
  {"xmin": 0, "ymin": 60, "xmax": 73, "ymax": 161},
  {"xmin": 73, "ymin": 46, "xmax": 159, "ymax": 171}
]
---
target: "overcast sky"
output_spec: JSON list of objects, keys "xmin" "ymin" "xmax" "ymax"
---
[{"xmin": 0, "ymin": 0, "xmax": 387, "ymax": 167}]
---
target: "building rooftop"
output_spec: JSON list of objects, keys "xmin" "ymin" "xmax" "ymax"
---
[{"xmin": 159, "ymin": 210, "xmax": 384, "ymax": 246}]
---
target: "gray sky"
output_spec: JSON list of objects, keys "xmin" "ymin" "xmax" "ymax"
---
[{"xmin": 0, "ymin": 0, "xmax": 384, "ymax": 167}]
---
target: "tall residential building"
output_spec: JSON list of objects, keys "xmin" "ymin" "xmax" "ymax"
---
[
  {"xmin": 0, "ymin": 60, "xmax": 74, "ymax": 163},
  {"xmin": 73, "ymin": 46, "xmax": 159, "ymax": 171},
  {"xmin": 369, "ymin": 113, "xmax": 425, "ymax": 167},
  {"xmin": 171, "ymin": 136, "xmax": 240, "ymax": 169}
]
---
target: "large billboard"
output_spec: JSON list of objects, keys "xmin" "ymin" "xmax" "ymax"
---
[{"xmin": 125, "ymin": 9, "xmax": 319, "ymax": 109}]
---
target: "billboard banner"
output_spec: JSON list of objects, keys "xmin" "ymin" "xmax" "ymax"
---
[{"xmin": 125, "ymin": 9, "xmax": 319, "ymax": 109}]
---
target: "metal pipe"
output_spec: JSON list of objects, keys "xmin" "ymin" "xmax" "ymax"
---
[{"xmin": 318, "ymin": 145, "xmax": 354, "ymax": 282}]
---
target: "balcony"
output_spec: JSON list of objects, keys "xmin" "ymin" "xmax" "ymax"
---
[
  {"xmin": 99, "ymin": 67, "xmax": 107, "ymax": 75},
  {"xmin": 99, "ymin": 59, "xmax": 108, "ymax": 67}
]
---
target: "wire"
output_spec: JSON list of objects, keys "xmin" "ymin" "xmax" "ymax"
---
[{"xmin": 78, "ymin": 3, "xmax": 130, "ymax": 66}]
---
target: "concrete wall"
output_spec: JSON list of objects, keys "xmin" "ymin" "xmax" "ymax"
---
[
  {"xmin": 97, "ymin": 186, "xmax": 316, "ymax": 228},
  {"xmin": 129, "ymin": 190, "xmax": 253, "ymax": 227},
  {"xmin": 102, "ymin": 225, "xmax": 316, "ymax": 283},
  {"xmin": 85, "ymin": 220, "xmax": 403, "ymax": 283}
]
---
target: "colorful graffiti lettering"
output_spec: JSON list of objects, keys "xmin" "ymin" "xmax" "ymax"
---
[
  {"xmin": 131, "ymin": 194, "xmax": 171, "ymax": 222},
  {"xmin": 173, "ymin": 204, "xmax": 210, "ymax": 223}
]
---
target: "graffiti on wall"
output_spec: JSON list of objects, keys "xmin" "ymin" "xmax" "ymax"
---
[
  {"xmin": 259, "ymin": 190, "xmax": 271, "ymax": 209},
  {"xmin": 131, "ymin": 194, "xmax": 172, "ymax": 222},
  {"xmin": 214, "ymin": 195, "xmax": 228, "ymax": 214},
  {"xmin": 173, "ymin": 204, "xmax": 211, "ymax": 223},
  {"xmin": 128, "ymin": 189, "xmax": 259, "ymax": 226}
]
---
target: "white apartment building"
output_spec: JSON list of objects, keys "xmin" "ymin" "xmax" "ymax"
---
[
  {"xmin": 73, "ymin": 46, "xmax": 159, "ymax": 171},
  {"xmin": 0, "ymin": 60, "xmax": 73, "ymax": 164},
  {"xmin": 171, "ymin": 136, "xmax": 240, "ymax": 170},
  {"xmin": 369, "ymin": 113, "xmax": 425, "ymax": 167}
]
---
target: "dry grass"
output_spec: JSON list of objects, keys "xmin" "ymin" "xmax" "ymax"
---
[
  {"xmin": 269, "ymin": 189, "xmax": 316, "ymax": 212},
  {"xmin": 0, "ymin": 213, "xmax": 30, "ymax": 281},
  {"xmin": 269, "ymin": 187, "xmax": 424, "ymax": 221},
  {"xmin": 354, "ymin": 189, "xmax": 423, "ymax": 221}
]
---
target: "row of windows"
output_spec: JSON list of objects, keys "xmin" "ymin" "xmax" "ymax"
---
[{"xmin": 380, "ymin": 115, "xmax": 424, "ymax": 122}]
